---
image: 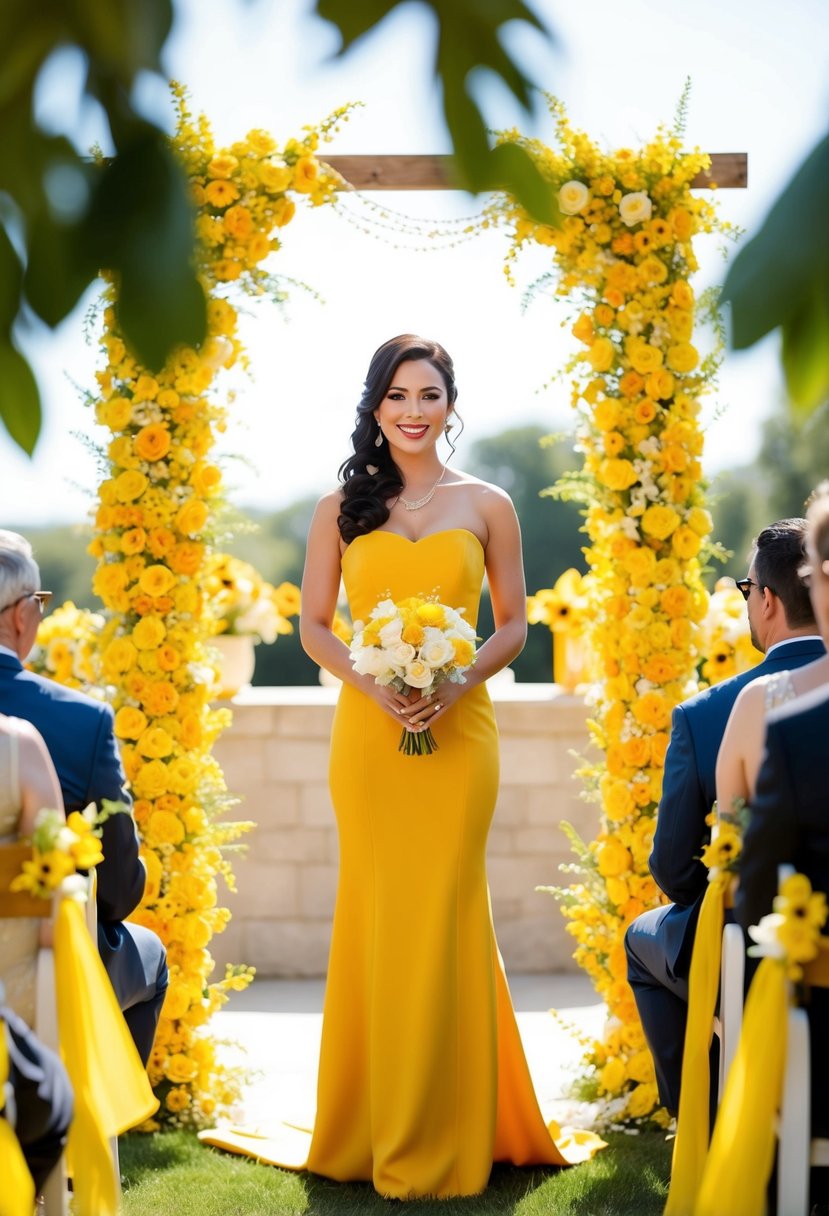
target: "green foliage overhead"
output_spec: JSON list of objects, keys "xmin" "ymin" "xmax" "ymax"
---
[
  {"xmin": 721, "ymin": 131, "xmax": 829, "ymax": 414},
  {"xmin": 0, "ymin": 0, "xmax": 207, "ymax": 453},
  {"xmin": 316, "ymin": 0, "xmax": 560, "ymax": 224}
]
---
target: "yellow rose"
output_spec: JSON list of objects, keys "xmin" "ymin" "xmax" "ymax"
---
[
  {"xmin": 626, "ymin": 1082, "xmax": 659, "ymax": 1119},
  {"xmin": 139, "ymin": 565, "xmax": 177, "ymax": 598},
  {"xmin": 599, "ymin": 1056, "xmax": 627, "ymax": 1093},
  {"xmin": 571, "ymin": 313, "xmax": 594, "ymax": 344},
  {"xmin": 672, "ymin": 525, "xmax": 702, "ymax": 560},
  {"xmin": 102, "ymin": 637, "xmax": 138, "ymax": 677},
  {"xmin": 272, "ymin": 197, "xmax": 296, "ymax": 228},
  {"xmin": 114, "ymin": 470, "xmax": 149, "ymax": 503},
  {"xmin": 132, "ymin": 375, "xmax": 159, "ymax": 403},
  {"xmin": 600, "ymin": 779, "xmax": 636, "ymax": 825},
  {"xmin": 593, "ymin": 836, "xmax": 632, "ymax": 875},
  {"xmin": 587, "ymin": 337, "xmax": 616, "ymax": 372},
  {"xmin": 174, "ymin": 499, "xmax": 209, "ymax": 537},
  {"xmin": 132, "ymin": 615, "xmax": 167, "ymax": 650},
  {"xmin": 628, "ymin": 342, "xmax": 664, "ymax": 374},
  {"xmin": 258, "ymin": 159, "xmax": 293, "ymax": 192},
  {"xmin": 132, "ymin": 759, "xmax": 170, "ymax": 800},
  {"xmin": 686, "ymin": 506, "xmax": 713, "ymax": 537},
  {"xmin": 142, "ymin": 681, "xmax": 179, "ymax": 717},
  {"xmin": 164, "ymin": 1052, "xmax": 199, "ymax": 1084},
  {"xmin": 146, "ymin": 809, "xmax": 185, "ymax": 847},
  {"xmin": 641, "ymin": 504, "xmax": 680, "ymax": 541},
  {"xmin": 222, "ymin": 204, "xmax": 253, "ymax": 240},
  {"xmin": 671, "ymin": 279, "xmax": 695, "ymax": 310},
  {"xmin": 114, "ymin": 706, "xmax": 149, "ymax": 740},
  {"xmin": 646, "ymin": 369, "xmax": 675, "ymax": 400},
  {"xmin": 593, "ymin": 399, "xmax": 622, "ymax": 431},
  {"xmin": 103, "ymin": 397, "xmax": 133, "ymax": 430},
  {"xmin": 137, "ymin": 726, "xmax": 175, "ymax": 760},
  {"xmin": 667, "ymin": 342, "xmax": 699, "ymax": 373},
  {"xmin": 134, "ymin": 424, "xmax": 171, "ymax": 463},
  {"xmin": 291, "ymin": 156, "xmax": 319, "ymax": 193},
  {"xmin": 598, "ymin": 458, "xmax": 638, "ymax": 491},
  {"xmin": 207, "ymin": 154, "xmax": 238, "ymax": 180},
  {"xmin": 632, "ymin": 691, "xmax": 671, "ymax": 731}
]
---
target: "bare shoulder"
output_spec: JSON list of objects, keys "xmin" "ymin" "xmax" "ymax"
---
[
  {"xmin": 309, "ymin": 488, "xmax": 345, "ymax": 535},
  {"xmin": 446, "ymin": 470, "xmax": 517, "ymax": 521},
  {"xmin": 3, "ymin": 715, "xmax": 44, "ymax": 748},
  {"xmin": 731, "ymin": 675, "xmax": 770, "ymax": 716}
]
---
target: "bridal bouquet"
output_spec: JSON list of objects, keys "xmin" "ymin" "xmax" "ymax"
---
[{"xmin": 350, "ymin": 595, "xmax": 477, "ymax": 756}]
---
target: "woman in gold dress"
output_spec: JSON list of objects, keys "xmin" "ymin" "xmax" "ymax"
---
[
  {"xmin": 202, "ymin": 334, "xmax": 602, "ymax": 1193},
  {"xmin": 297, "ymin": 334, "xmax": 601, "ymax": 1197}
]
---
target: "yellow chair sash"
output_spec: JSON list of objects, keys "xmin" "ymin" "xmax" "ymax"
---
[
  {"xmin": 55, "ymin": 896, "xmax": 158, "ymax": 1216},
  {"xmin": 664, "ymin": 871, "xmax": 729, "ymax": 1216},
  {"xmin": 0, "ymin": 1020, "xmax": 36, "ymax": 1216},
  {"xmin": 693, "ymin": 957, "xmax": 787, "ymax": 1216}
]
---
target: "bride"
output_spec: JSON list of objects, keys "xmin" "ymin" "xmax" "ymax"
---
[{"xmin": 203, "ymin": 334, "xmax": 602, "ymax": 1197}]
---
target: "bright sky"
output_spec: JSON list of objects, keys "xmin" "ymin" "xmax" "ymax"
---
[{"xmin": 3, "ymin": 0, "xmax": 828, "ymax": 526}]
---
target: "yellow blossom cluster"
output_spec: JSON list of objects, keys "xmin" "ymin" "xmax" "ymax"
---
[
  {"xmin": 697, "ymin": 577, "xmax": 763, "ymax": 686},
  {"xmin": 488, "ymin": 102, "xmax": 734, "ymax": 1126},
  {"xmin": 205, "ymin": 554, "xmax": 300, "ymax": 644},
  {"xmin": 28, "ymin": 602, "xmax": 105, "ymax": 696},
  {"xmin": 83, "ymin": 90, "xmax": 347, "ymax": 1127}
]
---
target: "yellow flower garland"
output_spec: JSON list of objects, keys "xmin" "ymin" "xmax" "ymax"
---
[
  {"xmin": 489, "ymin": 98, "xmax": 736, "ymax": 1124},
  {"xmin": 87, "ymin": 86, "xmax": 350, "ymax": 1127}
]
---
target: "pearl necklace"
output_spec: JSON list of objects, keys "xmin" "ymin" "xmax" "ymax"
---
[{"xmin": 399, "ymin": 466, "xmax": 447, "ymax": 512}]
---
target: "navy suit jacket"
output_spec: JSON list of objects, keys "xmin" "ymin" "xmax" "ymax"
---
[
  {"xmin": 736, "ymin": 682, "xmax": 829, "ymax": 934},
  {"xmin": 649, "ymin": 636, "xmax": 825, "ymax": 974},
  {"xmin": 0, "ymin": 651, "xmax": 145, "ymax": 924}
]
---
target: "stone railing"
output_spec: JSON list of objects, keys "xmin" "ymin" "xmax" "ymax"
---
[{"xmin": 211, "ymin": 683, "xmax": 598, "ymax": 977}]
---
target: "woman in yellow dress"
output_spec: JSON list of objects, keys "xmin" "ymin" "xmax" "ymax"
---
[{"xmin": 292, "ymin": 334, "xmax": 601, "ymax": 1197}]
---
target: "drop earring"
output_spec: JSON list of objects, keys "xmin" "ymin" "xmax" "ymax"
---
[{"xmin": 374, "ymin": 424, "xmax": 384, "ymax": 448}]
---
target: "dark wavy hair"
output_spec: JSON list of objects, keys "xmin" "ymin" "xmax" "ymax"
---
[{"xmin": 337, "ymin": 335, "xmax": 459, "ymax": 543}]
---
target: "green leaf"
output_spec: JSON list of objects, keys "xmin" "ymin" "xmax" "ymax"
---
[
  {"xmin": 116, "ymin": 269, "xmax": 206, "ymax": 373},
  {"xmin": 0, "ymin": 223, "xmax": 24, "ymax": 331},
  {"xmin": 488, "ymin": 142, "xmax": 559, "ymax": 225},
  {"xmin": 721, "ymin": 131, "xmax": 829, "ymax": 349},
  {"xmin": 23, "ymin": 211, "xmax": 97, "ymax": 327},
  {"xmin": 84, "ymin": 132, "xmax": 206, "ymax": 369},
  {"xmin": 781, "ymin": 282, "xmax": 829, "ymax": 413},
  {"xmin": 315, "ymin": 0, "xmax": 400, "ymax": 51},
  {"xmin": 0, "ymin": 340, "xmax": 41, "ymax": 454},
  {"xmin": 62, "ymin": 0, "xmax": 173, "ymax": 80}
]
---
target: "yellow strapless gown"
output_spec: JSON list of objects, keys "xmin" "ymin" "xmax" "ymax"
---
[{"xmin": 201, "ymin": 529, "xmax": 602, "ymax": 1196}]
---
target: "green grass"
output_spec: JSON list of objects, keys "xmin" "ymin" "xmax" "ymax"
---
[{"xmin": 120, "ymin": 1130, "xmax": 671, "ymax": 1215}]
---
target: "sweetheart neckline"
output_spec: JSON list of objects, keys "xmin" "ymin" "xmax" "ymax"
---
[{"xmin": 343, "ymin": 527, "xmax": 485, "ymax": 558}]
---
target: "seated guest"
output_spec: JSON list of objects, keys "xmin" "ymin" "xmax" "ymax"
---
[
  {"xmin": 0, "ymin": 531, "xmax": 167, "ymax": 1065},
  {"xmin": 737, "ymin": 483, "xmax": 829, "ymax": 1154},
  {"xmin": 0, "ymin": 714, "xmax": 73, "ymax": 1192},
  {"xmin": 625, "ymin": 518, "xmax": 824, "ymax": 1115}
]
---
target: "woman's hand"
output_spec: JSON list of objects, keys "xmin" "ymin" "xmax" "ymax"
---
[
  {"xmin": 363, "ymin": 679, "xmax": 421, "ymax": 726},
  {"xmin": 399, "ymin": 679, "xmax": 468, "ymax": 732}
]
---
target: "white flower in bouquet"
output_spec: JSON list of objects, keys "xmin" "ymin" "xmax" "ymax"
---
[{"xmin": 349, "ymin": 594, "xmax": 478, "ymax": 756}]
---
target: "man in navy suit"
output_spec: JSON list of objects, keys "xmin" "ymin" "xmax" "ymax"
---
[
  {"xmin": 0, "ymin": 531, "xmax": 167, "ymax": 1065},
  {"xmin": 625, "ymin": 518, "xmax": 825, "ymax": 1115}
]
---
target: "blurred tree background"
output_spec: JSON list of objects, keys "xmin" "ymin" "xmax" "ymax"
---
[{"xmin": 19, "ymin": 402, "xmax": 828, "ymax": 685}]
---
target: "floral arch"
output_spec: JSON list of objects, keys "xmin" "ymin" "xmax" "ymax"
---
[{"xmin": 79, "ymin": 86, "xmax": 745, "ymax": 1129}]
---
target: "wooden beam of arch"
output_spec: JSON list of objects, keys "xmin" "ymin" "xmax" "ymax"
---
[{"xmin": 324, "ymin": 153, "xmax": 747, "ymax": 191}]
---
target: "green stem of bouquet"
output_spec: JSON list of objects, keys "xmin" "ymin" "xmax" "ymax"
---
[{"xmin": 398, "ymin": 726, "xmax": 439, "ymax": 756}]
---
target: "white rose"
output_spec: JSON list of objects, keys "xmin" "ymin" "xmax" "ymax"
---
[
  {"xmin": 618, "ymin": 191, "xmax": 652, "ymax": 227},
  {"xmin": 370, "ymin": 598, "xmax": 397, "ymax": 620},
  {"xmin": 388, "ymin": 641, "xmax": 416, "ymax": 667},
  {"xmin": 558, "ymin": 180, "xmax": 589, "ymax": 215},
  {"xmin": 419, "ymin": 636, "xmax": 454, "ymax": 668},
  {"xmin": 378, "ymin": 617, "xmax": 403, "ymax": 646},
  {"xmin": 353, "ymin": 647, "xmax": 388, "ymax": 677},
  {"xmin": 404, "ymin": 660, "xmax": 434, "ymax": 690}
]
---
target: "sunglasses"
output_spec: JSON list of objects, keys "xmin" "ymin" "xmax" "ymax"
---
[
  {"xmin": 0, "ymin": 590, "xmax": 53, "ymax": 615},
  {"xmin": 734, "ymin": 578, "xmax": 761, "ymax": 602}
]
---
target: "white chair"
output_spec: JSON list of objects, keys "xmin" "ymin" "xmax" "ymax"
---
[
  {"xmin": 713, "ymin": 920, "xmax": 745, "ymax": 1101},
  {"xmin": 0, "ymin": 842, "xmax": 112, "ymax": 1215}
]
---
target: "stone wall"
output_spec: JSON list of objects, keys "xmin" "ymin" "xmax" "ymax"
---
[{"xmin": 211, "ymin": 683, "xmax": 598, "ymax": 977}]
